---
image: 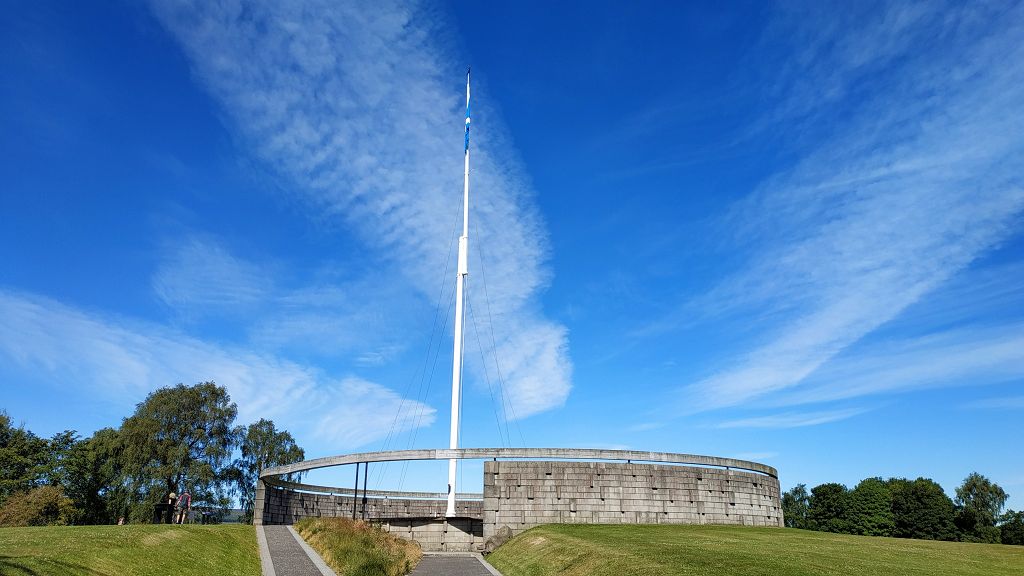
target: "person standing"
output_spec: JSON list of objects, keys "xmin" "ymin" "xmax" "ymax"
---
[
  {"xmin": 166, "ymin": 492, "xmax": 177, "ymax": 524},
  {"xmin": 176, "ymin": 491, "xmax": 191, "ymax": 524}
]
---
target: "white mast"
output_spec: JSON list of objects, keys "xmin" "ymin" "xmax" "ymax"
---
[{"xmin": 447, "ymin": 68, "xmax": 471, "ymax": 518}]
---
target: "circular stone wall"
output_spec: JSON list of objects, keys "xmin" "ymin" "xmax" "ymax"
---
[{"xmin": 255, "ymin": 448, "xmax": 782, "ymax": 550}]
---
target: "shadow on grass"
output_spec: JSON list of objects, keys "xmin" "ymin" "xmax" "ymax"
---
[{"xmin": 0, "ymin": 555, "xmax": 113, "ymax": 576}]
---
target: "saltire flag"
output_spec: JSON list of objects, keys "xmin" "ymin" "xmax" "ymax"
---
[{"xmin": 465, "ymin": 68, "xmax": 471, "ymax": 153}]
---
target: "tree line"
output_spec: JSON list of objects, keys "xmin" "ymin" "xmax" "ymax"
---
[
  {"xmin": 0, "ymin": 381, "xmax": 305, "ymax": 526},
  {"xmin": 782, "ymin": 474, "xmax": 1024, "ymax": 545}
]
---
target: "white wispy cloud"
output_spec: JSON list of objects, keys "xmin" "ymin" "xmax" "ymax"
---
[
  {"xmin": 313, "ymin": 376, "xmax": 434, "ymax": 447},
  {"xmin": 682, "ymin": 2, "xmax": 1024, "ymax": 411},
  {"xmin": 772, "ymin": 325, "xmax": 1024, "ymax": 407},
  {"xmin": 147, "ymin": 0, "xmax": 571, "ymax": 418},
  {"xmin": 756, "ymin": 2, "xmax": 937, "ymax": 131},
  {"xmin": 152, "ymin": 234, "xmax": 417, "ymax": 361},
  {"xmin": 963, "ymin": 396, "xmax": 1024, "ymax": 411},
  {"xmin": 717, "ymin": 408, "xmax": 867, "ymax": 429},
  {"xmin": 881, "ymin": 262, "xmax": 1024, "ymax": 333},
  {"xmin": 247, "ymin": 277, "xmax": 416, "ymax": 360},
  {"xmin": 153, "ymin": 237, "xmax": 272, "ymax": 317},
  {"xmin": 0, "ymin": 290, "xmax": 434, "ymax": 448}
]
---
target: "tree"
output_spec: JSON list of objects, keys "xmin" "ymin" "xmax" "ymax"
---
[
  {"xmin": 0, "ymin": 411, "xmax": 50, "ymax": 505},
  {"xmin": 119, "ymin": 382, "xmax": 238, "ymax": 522},
  {"xmin": 1000, "ymin": 510, "xmax": 1024, "ymax": 546},
  {"xmin": 847, "ymin": 477, "xmax": 894, "ymax": 536},
  {"xmin": 234, "ymin": 419, "xmax": 305, "ymax": 523},
  {"xmin": 890, "ymin": 477, "xmax": 956, "ymax": 541},
  {"xmin": 42, "ymin": 430, "xmax": 79, "ymax": 488},
  {"xmin": 809, "ymin": 483, "xmax": 852, "ymax": 534},
  {"xmin": 782, "ymin": 484, "xmax": 811, "ymax": 529},
  {"xmin": 955, "ymin": 472, "xmax": 1008, "ymax": 543},
  {"xmin": 63, "ymin": 428, "xmax": 123, "ymax": 524}
]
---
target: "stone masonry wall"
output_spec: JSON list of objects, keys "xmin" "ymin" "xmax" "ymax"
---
[
  {"xmin": 258, "ymin": 484, "xmax": 482, "ymax": 525},
  {"xmin": 482, "ymin": 460, "xmax": 782, "ymax": 539},
  {"xmin": 379, "ymin": 518, "xmax": 484, "ymax": 552}
]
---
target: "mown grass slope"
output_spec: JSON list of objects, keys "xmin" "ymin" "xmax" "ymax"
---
[
  {"xmin": 0, "ymin": 524, "xmax": 259, "ymax": 576},
  {"xmin": 294, "ymin": 517, "xmax": 421, "ymax": 576},
  {"xmin": 486, "ymin": 524, "xmax": 1024, "ymax": 576}
]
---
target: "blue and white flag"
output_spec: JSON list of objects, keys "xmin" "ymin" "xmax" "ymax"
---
[{"xmin": 464, "ymin": 68, "xmax": 471, "ymax": 153}]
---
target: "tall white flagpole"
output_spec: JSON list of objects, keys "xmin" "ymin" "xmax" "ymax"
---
[{"xmin": 447, "ymin": 68, "xmax": 471, "ymax": 518}]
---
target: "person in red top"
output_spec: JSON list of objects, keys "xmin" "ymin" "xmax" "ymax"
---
[{"xmin": 176, "ymin": 491, "xmax": 191, "ymax": 524}]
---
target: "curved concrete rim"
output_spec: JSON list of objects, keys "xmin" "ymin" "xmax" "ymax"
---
[{"xmin": 261, "ymin": 447, "xmax": 777, "ymax": 479}]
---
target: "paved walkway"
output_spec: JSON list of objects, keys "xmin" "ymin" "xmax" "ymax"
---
[
  {"xmin": 259, "ymin": 526, "xmax": 502, "ymax": 576},
  {"xmin": 410, "ymin": 554, "xmax": 500, "ymax": 576},
  {"xmin": 260, "ymin": 525, "xmax": 331, "ymax": 576}
]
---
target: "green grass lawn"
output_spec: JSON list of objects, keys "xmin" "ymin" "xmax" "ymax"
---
[
  {"xmin": 486, "ymin": 524, "xmax": 1024, "ymax": 576},
  {"xmin": 0, "ymin": 524, "xmax": 260, "ymax": 576}
]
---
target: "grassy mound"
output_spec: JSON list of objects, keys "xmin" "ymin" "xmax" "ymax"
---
[
  {"xmin": 0, "ymin": 524, "xmax": 259, "ymax": 576},
  {"xmin": 486, "ymin": 524, "xmax": 1024, "ymax": 576},
  {"xmin": 294, "ymin": 517, "xmax": 421, "ymax": 576}
]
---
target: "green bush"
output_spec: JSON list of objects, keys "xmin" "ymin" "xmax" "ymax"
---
[{"xmin": 0, "ymin": 486, "xmax": 78, "ymax": 526}]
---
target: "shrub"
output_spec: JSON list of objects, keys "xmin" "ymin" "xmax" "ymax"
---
[
  {"xmin": 295, "ymin": 517, "xmax": 421, "ymax": 575},
  {"xmin": 0, "ymin": 485, "xmax": 78, "ymax": 526}
]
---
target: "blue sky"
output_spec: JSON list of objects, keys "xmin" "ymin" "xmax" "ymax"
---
[{"xmin": 2, "ymin": 1, "xmax": 1023, "ymax": 507}]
